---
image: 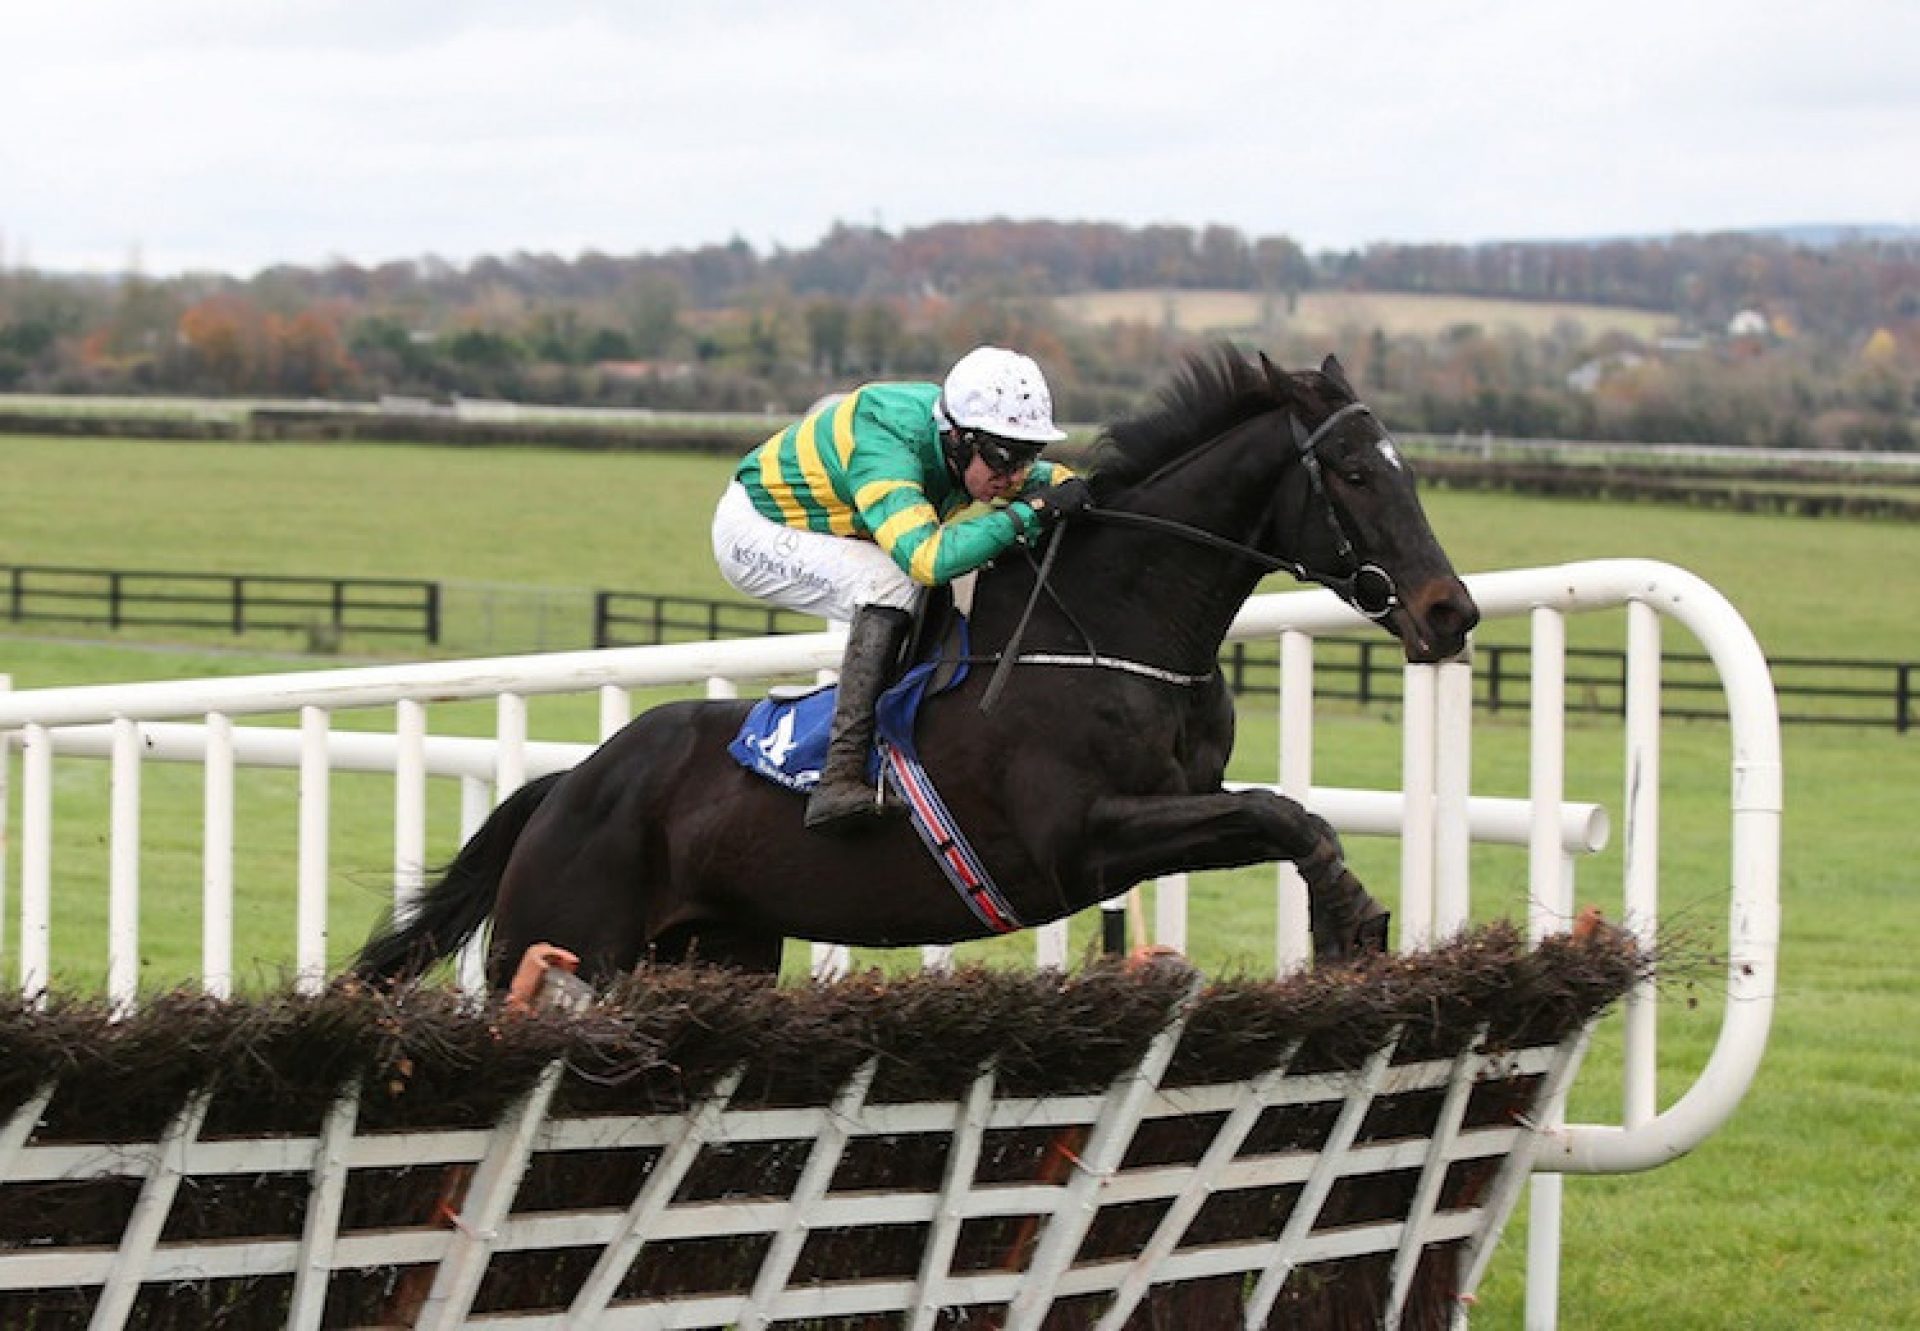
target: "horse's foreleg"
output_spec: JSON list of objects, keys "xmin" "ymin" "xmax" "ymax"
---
[{"xmin": 1080, "ymin": 791, "xmax": 1388, "ymax": 962}]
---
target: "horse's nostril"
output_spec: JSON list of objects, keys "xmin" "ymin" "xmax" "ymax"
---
[{"xmin": 1425, "ymin": 592, "xmax": 1479, "ymax": 643}]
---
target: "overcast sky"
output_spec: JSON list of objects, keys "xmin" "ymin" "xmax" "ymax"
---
[{"xmin": 3, "ymin": 0, "xmax": 1915, "ymax": 278}]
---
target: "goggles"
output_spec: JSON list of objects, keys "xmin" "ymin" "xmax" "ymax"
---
[{"xmin": 974, "ymin": 434, "xmax": 1045, "ymax": 475}]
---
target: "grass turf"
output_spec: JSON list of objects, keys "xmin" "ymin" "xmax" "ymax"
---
[{"xmin": 1, "ymin": 429, "xmax": 1916, "ymax": 1327}]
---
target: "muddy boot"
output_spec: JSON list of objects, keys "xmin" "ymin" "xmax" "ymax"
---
[{"xmin": 805, "ymin": 604, "xmax": 912, "ymax": 833}]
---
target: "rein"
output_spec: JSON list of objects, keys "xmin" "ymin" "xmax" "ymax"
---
[
  {"xmin": 977, "ymin": 522, "xmax": 1068, "ymax": 712},
  {"xmin": 1083, "ymin": 398, "xmax": 1402, "ymax": 616},
  {"xmin": 975, "ymin": 526, "xmax": 1212, "ymax": 712}
]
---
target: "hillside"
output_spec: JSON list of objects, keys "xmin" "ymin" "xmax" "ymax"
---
[
  {"xmin": 1054, "ymin": 290, "xmax": 1677, "ymax": 341},
  {"xmin": 2, "ymin": 217, "xmax": 1914, "ymax": 450}
]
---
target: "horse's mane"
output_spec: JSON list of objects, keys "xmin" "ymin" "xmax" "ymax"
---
[{"xmin": 1085, "ymin": 344, "xmax": 1283, "ymax": 501}]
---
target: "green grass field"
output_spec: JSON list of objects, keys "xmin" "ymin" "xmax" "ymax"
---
[{"xmin": 1, "ymin": 430, "xmax": 1916, "ymax": 1328}]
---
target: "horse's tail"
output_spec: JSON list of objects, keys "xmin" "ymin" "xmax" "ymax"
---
[{"xmin": 350, "ymin": 771, "xmax": 565, "ymax": 986}]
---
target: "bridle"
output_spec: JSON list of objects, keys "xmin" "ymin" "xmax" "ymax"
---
[
  {"xmin": 1084, "ymin": 399, "xmax": 1403, "ymax": 622},
  {"xmin": 1282, "ymin": 402, "xmax": 1401, "ymax": 620},
  {"xmin": 977, "ymin": 396, "xmax": 1404, "ymax": 711}
]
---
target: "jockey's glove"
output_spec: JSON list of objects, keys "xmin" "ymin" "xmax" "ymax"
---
[{"xmin": 1025, "ymin": 477, "xmax": 1093, "ymax": 526}]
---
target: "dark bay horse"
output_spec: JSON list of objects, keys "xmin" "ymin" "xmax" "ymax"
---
[{"xmin": 353, "ymin": 347, "xmax": 1478, "ymax": 986}]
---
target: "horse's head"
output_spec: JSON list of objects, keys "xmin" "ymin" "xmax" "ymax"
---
[
  {"xmin": 1259, "ymin": 352, "xmax": 1478, "ymax": 662},
  {"xmin": 1084, "ymin": 345, "xmax": 1477, "ymax": 663}
]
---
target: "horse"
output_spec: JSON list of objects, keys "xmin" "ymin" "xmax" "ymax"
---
[{"xmin": 352, "ymin": 346, "xmax": 1478, "ymax": 987}]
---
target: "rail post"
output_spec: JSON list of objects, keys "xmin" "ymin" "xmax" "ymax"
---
[{"xmin": 0, "ymin": 675, "xmax": 8, "ymax": 962}]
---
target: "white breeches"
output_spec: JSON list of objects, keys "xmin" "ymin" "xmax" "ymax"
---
[{"xmin": 711, "ymin": 481, "xmax": 920, "ymax": 623}]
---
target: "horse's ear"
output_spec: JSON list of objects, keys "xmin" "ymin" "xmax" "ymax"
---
[
  {"xmin": 1258, "ymin": 350, "xmax": 1291, "ymax": 397},
  {"xmin": 1320, "ymin": 354, "xmax": 1358, "ymax": 399}
]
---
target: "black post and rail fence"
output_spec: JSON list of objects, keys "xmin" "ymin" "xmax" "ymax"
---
[
  {"xmin": 1210, "ymin": 638, "xmax": 1917, "ymax": 733},
  {"xmin": 593, "ymin": 590, "xmax": 827, "ymax": 648},
  {"xmin": 2, "ymin": 564, "xmax": 439, "ymax": 644}
]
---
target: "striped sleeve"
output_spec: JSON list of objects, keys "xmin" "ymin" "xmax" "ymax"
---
[
  {"xmin": 849, "ymin": 473, "xmax": 1029, "ymax": 585},
  {"xmin": 845, "ymin": 456, "xmax": 1033, "ymax": 588}
]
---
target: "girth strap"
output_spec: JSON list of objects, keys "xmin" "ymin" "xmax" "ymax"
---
[{"xmin": 880, "ymin": 737, "xmax": 1023, "ymax": 934}]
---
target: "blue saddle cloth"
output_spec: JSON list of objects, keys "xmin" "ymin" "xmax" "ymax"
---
[
  {"xmin": 728, "ymin": 631, "xmax": 969, "ymax": 792},
  {"xmin": 728, "ymin": 683, "xmax": 836, "ymax": 791}
]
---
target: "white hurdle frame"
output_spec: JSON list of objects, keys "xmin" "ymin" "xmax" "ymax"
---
[{"xmin": 0, "ymin": 559, "xmax": 1780, "ymax": 1328}]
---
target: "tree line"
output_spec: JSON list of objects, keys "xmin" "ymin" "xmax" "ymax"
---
[{"xmin": 1, "ymin": 219, "xmax": 1915, "ymax": 449}]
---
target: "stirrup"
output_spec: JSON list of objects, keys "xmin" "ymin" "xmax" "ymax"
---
[{"xmin": 804, "ymin": 775, "xmax": 904, "ymax": 833}]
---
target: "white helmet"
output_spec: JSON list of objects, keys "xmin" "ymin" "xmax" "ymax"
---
[{"xmin": 939, "ymin": 346, "xmax": 1068, "ymax": 444}]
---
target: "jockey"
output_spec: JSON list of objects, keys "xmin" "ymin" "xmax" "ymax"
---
[{"xmin": 712, "ymin": 345, "xmax": 1090, "ymax": 832}]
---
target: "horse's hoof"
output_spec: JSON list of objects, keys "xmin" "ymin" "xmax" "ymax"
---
[
  {"xmin": 1311, "ymin": 903, "xmax": 1392, "ymax": 965},
  {"xmin": 1355, "ymin": 908, "xmax": 1391, "ymax": 955}
]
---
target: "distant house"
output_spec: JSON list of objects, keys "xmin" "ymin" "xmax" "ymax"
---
[
  {"xmin": 1726, "ymin": 309, "xmax": 1770, "ymax": 340},
  {"xmin": 1566, "ymin": 351, "xmax": 1646, "ymax": 393}
]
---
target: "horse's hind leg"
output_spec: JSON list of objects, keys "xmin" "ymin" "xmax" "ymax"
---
[{"xmin": 648, "ymin": 924, "xmax": 785, "ymax": 977}]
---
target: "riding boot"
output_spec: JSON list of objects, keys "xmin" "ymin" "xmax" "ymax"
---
[{"xmin": 805, "ymin": 604, "xmax": 912, "ymax": 833}]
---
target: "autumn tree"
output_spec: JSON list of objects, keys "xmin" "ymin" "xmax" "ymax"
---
[
  {"xmin": 179, "ymin": 294, "xmax": 273, "ymax": 392},
  {"xmin": 274, "ymin": 309, "xmax": 354, "ymax": 395}
]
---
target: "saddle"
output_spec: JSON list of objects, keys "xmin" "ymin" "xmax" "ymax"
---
[
  {"xmin": 901, "ymin": 584, "xmax": 967, "ymax": 694},
  {"xmin": 728, "ymin": 588, "xmax": 966, "ymax": 793}
]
